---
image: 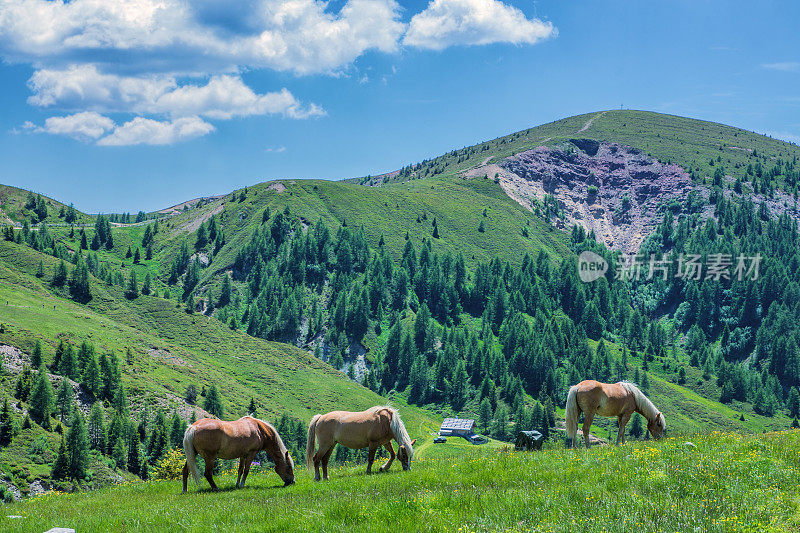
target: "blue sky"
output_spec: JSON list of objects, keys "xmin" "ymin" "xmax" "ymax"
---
[{"xmin": 0, "ymin": 0, "xmax": 798, "ymax": 213}]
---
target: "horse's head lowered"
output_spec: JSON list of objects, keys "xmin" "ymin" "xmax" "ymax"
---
[
  {"xmin": 648, "ymin": 412, "xmax": 666, "ymax": 440},
  {"xmin": 276, "ymin": 450, "xmax": 295, "ymax": 486},
  {"xmin": 398, "ymin": 439, "xmax": 417, "ymax": 471}
]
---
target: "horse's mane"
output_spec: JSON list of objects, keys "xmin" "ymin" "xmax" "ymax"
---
[
  {"xmin": 248, "ymin": 416, "xmax": 294, "ymax": 469},
  {"xmin": 376, "ymin": 405, "xmax": 414, "ymax": 458},
  {"xmin": 619, "ymin": 382, "xmax": 661, "ymax": 423}
]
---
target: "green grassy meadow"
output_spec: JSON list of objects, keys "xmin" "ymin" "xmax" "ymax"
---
[{"xmin": 3, "ymin": 430, "xmax": 798, "ymax": 532}]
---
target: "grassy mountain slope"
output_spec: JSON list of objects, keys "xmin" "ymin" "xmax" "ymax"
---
[
  {"xmin": 0, "ymin": 185, "xmax": 93, "ymax": 226},
  {"xmin": 360, "ymin": 110, "xmax": 800, "ymax": 190},
  {"xmin": 4, "ymin": 430, "xmax": 799, "ymax": 532}
]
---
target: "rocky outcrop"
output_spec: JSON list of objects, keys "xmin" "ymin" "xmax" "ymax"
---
[{"xmin": 466, "ymin": 141, "xmax": 701, "ymax": 253}]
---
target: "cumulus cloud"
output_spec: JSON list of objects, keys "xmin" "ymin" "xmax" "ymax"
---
[
  {"xmin": 404, "ymin": 0, "xmax": 556, "ymax": 50},
  {"xmin": 28, "ymin": 66, "xmax": 324, "ymax": 120},
  {"xmin": 0, "ymin": 0, "xmax": 405, "ymax": 75},
  {"xmin": 27, "ymin": 111, "xmax": 115, "ymax": 141},
  {"xmin": 1, "ymin": 0, "xmax": 556, "ymax": 146},
  {"xmin": 97, "ymin": 116, "xmax": 215, "ymax": 146}
]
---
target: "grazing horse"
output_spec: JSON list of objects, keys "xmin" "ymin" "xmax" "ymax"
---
[
  {"xmin": 306, "ymin": 406, "xmax": 416, "ymax": 481},
  {"xmin": 182, "ymin": 416, "xmax": 294, "ymax": 492},
  {"xmin": 565, "ymin": 380, "xmax": 666, "ymax": 448}
]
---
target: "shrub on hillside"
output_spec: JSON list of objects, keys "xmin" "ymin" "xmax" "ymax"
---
[{"xmin": 154, "ymin": 448, "xmax": 185, "ymax": 480}]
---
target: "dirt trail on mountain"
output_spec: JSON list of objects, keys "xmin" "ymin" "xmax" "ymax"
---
[{"xmin": 578, "ymin": 110, "xmax": 607, "ymax": 133}]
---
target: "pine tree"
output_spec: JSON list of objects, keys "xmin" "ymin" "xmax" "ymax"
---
[
  {"xmin": 491, "ymin": 405, "xmax": 508, "ymax": 441},
  {"xmin": 169, "ymin": 411, "xmax": 185, "ymax": 448},
  {"xmin": 66, "ymin": 408, "xmax": 89, "ymax": 479},
  {"xmin": 218, "ymin": 274, "xmax": 232, "ymax": 308},
  {"xmin": 479, "ymin": 397, "xmax": 492, "ymax": 433},
  {"xmin": 31, "ymin": 340, "xmax": 43, "ymax": 369},
  {"xmin": 248, "ymin": 398, "xmax": 257, "ymax": 417},
  {"xmin": 789, "ymin": 387, "xmax": 800, "ymax": 418},
  {"xmin": 185, "ymin": 292, "xmax": 194, "ymax": 314},
  {"xmin": 51, "ymin": 436, "xmax": 69, "ymax": 479},
  {"xmin": 82, "ymin": 354, "xmax": 101, "ymax": 397},
  {"xmin": 87, "ymin": 402, "xmax": 106, "ymax": 452},
  {"xmin": 629, "ymin": 413, "xmax": 644, "ymax": 438},
  {"xmin": 68, "ymin": 257, "xmax": 91, "ymax": 302},
  {"xmin": 128, "ymin": 434, "xmax": 142, "ymax": 475},
  {"xmin": 449, "ymin": 360, "xmax": 468, "ymax": 411},
  {"xmin": 126, "ymin": 271, "xmax": 139, "ymax": 299},
  {"xmin": 204, "ymin": 384, "xmax": 224, "ymax": 418},
  {"xmin": 0, "ymin": 396, "xmax": 17, "ymax": 446},
  {"xmin": 36, "ymin": 259, "xmax": 44, "ymax": 278},
  {"xmin": 478, "ymin": 219, "xmax": 485, "ymax": 233},
  {"xmin": 141, "ymin": 273, "xmax": 152, "ymax": 296},
  {"xmin": 29, "ymin": 365, "xmax": 54, "ymax": 429},
  {"xmin": 59, "ymin": 343, "xmax": 78, "ymax": 380},
  {"xmin": 55, "ymin": 379, "xmax": 73, "ymax": 423},
  {"xmin": 113, "ymin": 436, "xmax": 127, "ymax": 470},
  {"xmin": 133, "ymin": 247, "xmax": 141, "ymax": 264},
  {"xmin": 52, "ymin": 260, "xmax": 68, "ymax": 287}
]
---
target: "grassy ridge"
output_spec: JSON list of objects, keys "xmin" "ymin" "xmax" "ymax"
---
[
  {"xmin": 367, "ymin": 110, "xmax": 800, "ymax": 190},
  {"xmin": 3, "ymin": 430, "xmax": 799, "ymax": 532}
]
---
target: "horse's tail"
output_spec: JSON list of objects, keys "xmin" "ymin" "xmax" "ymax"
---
[
  {"xmin": 183, "ymin": 424, "xmax": 201, "ymax": 484},
  {"xmin": 565, "ymin": 385, "xmax": 580, "ymax": 446},
  {"xmin": 306, "ymin": 414, "xmax": 321, "ymax": 474}
]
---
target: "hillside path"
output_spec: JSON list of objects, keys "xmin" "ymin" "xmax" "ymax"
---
[{"xmin": 578, "ymin": 110, "xmax": 608, "ymax": 133}]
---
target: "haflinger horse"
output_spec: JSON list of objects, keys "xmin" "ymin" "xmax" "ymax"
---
[
  {"xmin": 182, "ymin": 416, "xmax": 294, "ymax": 493},
  {"xmin": 565, "ymin": 380, "xmax": 666, "ymax": 448},
  {"xmin": 306, "ymin": 406, "xmax": 416, "ymax": 481}
]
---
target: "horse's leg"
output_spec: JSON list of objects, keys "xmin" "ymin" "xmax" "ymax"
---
[
  {"xmin": 236, "ymin": 458, "xmax": 245, "ymax": 488},
  {"xmin": 182, "ymin": 462, "xmax": 189, "ymax": 493},
  {"xmin": 313, "ymin": 436, "xmax": 334, "ymax": 482},
  {"xmin": 582, "ymin": 411, "xmax": 595, "ymax": 449},
  {"xmin": 366, "ymin": 443, "xmax": 378, "ymax": 474},
  {"xmin": 321, "ymin": 445, "xmax": 334, "ymax": 481},
  {"xmin": 617, "ymin": 413, "xmax": 631, "ymax": 446},
  {"xmin": 204, "ymin": 455, "xmax": 219, "ymax": 492},
  {"xmin": 240, "ymin": 453, "xmax": 256, "ymax": 488},
  {"xmin": 379, "ymin": 441, "xmax": 395, "ymax": 472}
]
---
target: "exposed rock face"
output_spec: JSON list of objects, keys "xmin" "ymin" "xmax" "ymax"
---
[{"xmin": 472, "ymin": 141, "xmax": 698, "ymax": 253}]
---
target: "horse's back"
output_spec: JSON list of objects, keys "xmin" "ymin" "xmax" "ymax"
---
[
  {"xmin": 190, "ymin": 417, "xmax": 262, "ymax": 458},
  {"xmin": 316, "ymin": 407, "xmax": 392, "ymax": 448}
]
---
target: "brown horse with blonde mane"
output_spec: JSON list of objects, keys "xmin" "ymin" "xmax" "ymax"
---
[
  {"xmin": 182, "ymin": 416, "xmax": 295, "ymax": 492},
  {"xmin": 565, "ymin": 380, "xmax": 666, "ymax": 448},
  {"xmin": 306, "ymin": 406, "xmax": 416, "ymax": 481}
]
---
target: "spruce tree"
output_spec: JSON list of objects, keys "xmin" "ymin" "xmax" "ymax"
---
[
  {"xmin": 55, "ymin": 379, "xmax": 73, "ymax": 423},
  {"xmin": 31, "ymin": 340, "xmax": 43, "ymax": 369},
  {"xmin": 113, "ymin": 436, "xmax": 127, "ymax": 470},
  {"xmin": 52, "ymin": 260, "xmax": 68, "ymax": 287},
  {"xmin": 0, "ymin": 396, "xmax": 16, "ymax": 446},
  {"xmin": 82, "ymin": 354, "xmax": 101, "ymax": 397},
  {"xmin": 141, "ymin": 273, "xmax": 152, "ymax": 296},
  {"xmin": 87, "ymin": 402, "xmax": 106, "ymax": 452},
  {"xmin": 126, "ymin": 271, "xmax": 139, "ymax": 299},
  {"xmin": 789, "ymin": 387, "xmax": 800, "ymax": 418},
  {"xmin": 29, "ymin": 365, "xmax": 54, "ymax": 429},
  {"xmin": 479, "ymin": 397, "xmax": 492, "ymax": 433},
  {"xmin": 248, "ymin": 398, "xmax": 257, "ymax": 417},
  {"xmin": 133, "ymin": 247, "xmax": 140, "ymax": 264},
  {"xmin": 128, "ymin": 434, "xmax": 141, "ymax": 475},
  {"xmin": 218, "ymin": 274, "xmax": 232, "ymax": 307},
  {"xmin": 59, "ymin": 343, "xmax": 78, "ymax": 380},
  {"xmin": 66, "ymin": 408, "xmax": 89, "ymax": 479},
  {"xmin": 51, "ymin": 436, "xmax": 69, "ymax": 479},
  {"xmin": 204, "ymin": 384, "xmax": 224, "ymax": 418}
]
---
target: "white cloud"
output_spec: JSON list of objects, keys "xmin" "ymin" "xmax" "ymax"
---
[
  {"xmin": 97, "ymin": 116, "xmax": 215, "ymax": 146},
  {"xmin": 0, "ymin": 0, "xmax": 405, "ymax": 75},
  {"xmin": 27, "ymin": 66, "xmax": 324, "ymax": 120},
  {"xmin": 404, "ymin": 0, "xmax": 555, "ymax": 50},
  {"xmin": 148, "ymin": 76, "xmax": 325, "ymax": 119},
  {"xmin": 1, "ymin": 0, "xmax": 555, "ymax": 146},
  {"xmin": 27, "ymin": 111, "xmax": 115, "ymax": 141},
  {"xmin": 762, "ymin": 62, "xmax": 800, "ymax": 72}
]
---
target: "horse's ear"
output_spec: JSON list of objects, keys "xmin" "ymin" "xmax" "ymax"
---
[
  {"xmin": 410, "ymin": 439, "xmax": 417, "ymax": 446},
  {"xmin": 285, "ymin": 450, "xmax": 290, "ymax": 461}
]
